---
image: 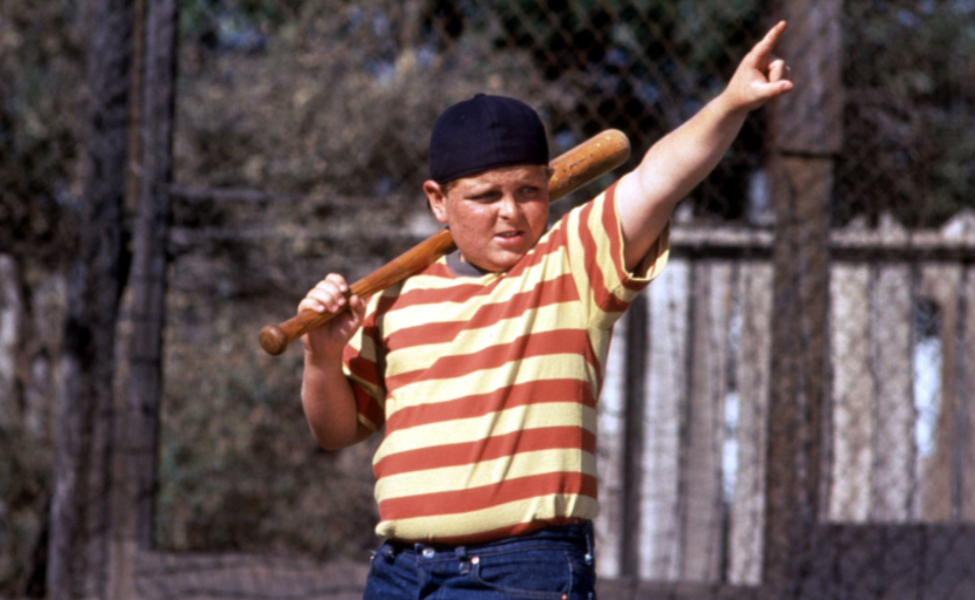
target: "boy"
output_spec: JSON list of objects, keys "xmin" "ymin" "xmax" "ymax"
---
[{"xmin": 298, "ymin": 22, "xmax": 792, "ymax": 600}]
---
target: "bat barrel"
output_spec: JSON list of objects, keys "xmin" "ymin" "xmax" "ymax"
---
[{"xmin": 260, "ymin": 129, "xmax": 630, "ymax": 356}]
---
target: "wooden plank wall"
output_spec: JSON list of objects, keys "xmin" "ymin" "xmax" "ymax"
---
[{"xmin": 594, "ymin": 217, "xmax": 975, "ymax": 584}]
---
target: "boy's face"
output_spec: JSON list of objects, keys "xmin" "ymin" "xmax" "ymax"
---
[{"xmin": 424, "ymin": 164, "xmax": 550, "ymax": 272}]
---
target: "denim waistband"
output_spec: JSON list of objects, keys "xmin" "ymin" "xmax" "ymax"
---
[{"xmin": 386, "ymin": 521, "xmax": 593, "ymax": 555}]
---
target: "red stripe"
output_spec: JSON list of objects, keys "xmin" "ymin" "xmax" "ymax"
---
[
  {"xmin": 582, "ymin": 330, "xmax": 602, "ymax": 392},
  {"xmin": 638, "ymin": 229, "xmax": 667, "ymax": 282},
  {"xmin": 343, "ymin": 306, "xmax": 385, "ymax": 389},
  {"xmin": 597, "ymin": 182, "xmax": 657, "ymax": 292},
  {"xmin": 375, "ymin": 293, "xmax": 399, "ymax": 316},
  {"xmin": 577, "ymin": 199, "xmax": 629, "ymax": 314},
  {"xmin": 419, "ymin": 261, "xmax": 457, "ymax": 279},
  {"xmin": 378, "ymin": 472, "xmax": 598, "ymax": 520},
  {"xmin": 353, "ymin": 383, "xmax": 385, "ymax": 430},
  {"xmin": 375, "ymin": 426, "xmax": 595, "ymax": 478},
  {"xmin": 344, "ymin": 351, "xmax": 381, "ymax": 388},
  {"xmin": 386, "ymin": 273, "xmax": 580, "ymax": 352},
  {"xmin": 385, "ymin": 329, "xmax": 591, "ymax": 390},
  {"xmin": 600, "ymin": 183, "xmax": 632, "ymax": 288},
  {"xmin": 385, "ymin": 378, "xmax": 595, "ymax": 433},
  {"xmin": 387, "ymin": 233, "xmax": 571, "ymax": 312},
  {"xmin": 393, "ymin": 281, "xmax": 494, "ymax": 310},
  {"xmin": 503, "ymin": 225, "xmax": 568, "ymax": 280}
]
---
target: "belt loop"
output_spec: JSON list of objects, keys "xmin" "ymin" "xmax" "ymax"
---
[{"xmin": 455, "ymin": 545, "xmax": 468, "ymax": 558}]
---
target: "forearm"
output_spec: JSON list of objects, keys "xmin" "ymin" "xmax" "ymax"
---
[
  {"xmin": 301, "ymin": 351, "xmax": 370, "ymax": 450},
  {"xmin": 616, "ymin": 93, "xmax": 747, "ymax": 268},
  {"xmin": 635, "ymin": 93, "xmax": 748, "ymax": 207},
  {"xmin": 613, "ymin": 21, "xmax": 792, "ymax": 271},
  {"xmin": 296, "ymin": 274, "xmax": 371, "ymax": 449}
]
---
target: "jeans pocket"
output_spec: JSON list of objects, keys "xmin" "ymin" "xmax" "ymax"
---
[{"xmin": 470, "ymin": 547, "xmax": 572, "ymax": 599}]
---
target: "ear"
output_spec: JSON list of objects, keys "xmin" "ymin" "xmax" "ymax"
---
[{"xmin": 423, "ymin": 180, "xmax": 450, "ymax": 224}]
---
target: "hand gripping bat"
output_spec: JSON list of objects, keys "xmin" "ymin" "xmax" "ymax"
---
[{"xmin": 259, "ymin": 129, "xmax": 631, "ymax": 356}]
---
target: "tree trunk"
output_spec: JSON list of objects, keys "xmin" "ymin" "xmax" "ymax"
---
[
  {"xmin": 47, "ymin": 1, "xmax": 132, "ymax": 598},
  {"xmin": 763, "ymin": 0, "xmax": 844, "ymax": 597},
  {"xmin": 108, "ymin": 0, "xmax": 178, "ymax": 598}
]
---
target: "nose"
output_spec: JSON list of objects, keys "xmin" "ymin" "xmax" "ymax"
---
[{"xmin": 498, "ymin": 194, "xmax": 520, "ymax": 219}]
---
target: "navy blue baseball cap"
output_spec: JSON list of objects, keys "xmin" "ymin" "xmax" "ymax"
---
[{"xmin": 429, "ymin": 94, "xmax": 549, "ymax": 184}]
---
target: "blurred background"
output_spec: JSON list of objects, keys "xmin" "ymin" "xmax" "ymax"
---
[{"xmin": 2, "ymin": 0, "xmax": 975, "ymax": 598}]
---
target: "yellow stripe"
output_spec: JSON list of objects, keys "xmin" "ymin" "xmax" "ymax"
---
[
  {"xmin": 389, "ymin": 245, "xmax": 571, "ymax": 326},
  {"xmin": 565, "ymin": 191, "xmax": 670, "ymax": 330},
  {"xmin": 385, "ymin": 353, "xmax": 598, "ymax": 416},
  {"xmin": 356, "ymin": 412, "xmax": 382, "ymax": 433},
  {"xmin": 376, "ymin": 448, "xmax": 595, "ymax": 499},
  {"xmin": 406, "ymin": 267, "xmax": 491, "ymax": 291},
  {"xmin": 345, "ymin": 292, "xmax": 384, "ymax": 361},
  {"xmin": 376, "ymin": 402, "xmax": 596, "ymax": 461},
  {"xmin": 384, "ymin": 302, "xmax": 585, "ymax": 374},
  {"xmin": 376, "ymin": 495, "xmax": 599, "ymax": 542},
  {"xmin": 343, "ymin": 376, "xmax": 384, "ymax": 404}
]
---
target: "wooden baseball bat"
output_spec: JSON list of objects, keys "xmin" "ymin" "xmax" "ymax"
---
[{"xmin": 260, "ymin": 129, "xmax": 631, "ymax": 356}]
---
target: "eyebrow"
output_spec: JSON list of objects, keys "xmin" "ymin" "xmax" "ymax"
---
[
  {"xmin": 456, "ymin": 170, "xmax": 549, "ymax": 199},
  {"xmin": 460, "ymin": 182, "xmax": 501, "ymax": 197}
]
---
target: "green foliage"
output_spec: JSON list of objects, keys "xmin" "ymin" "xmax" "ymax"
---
[
  {"xmin": 838, "ymin": 0, "xmax": 975, "ymax": 227},
  {"xmin": 5, "ymin": 0, "xmax": 975, "ymax": 584},
  {"xmin": 179, "ymin": 0, "xmax": 310, "ymax": 43},
  {"xmin": 484, "ymin": 0, "xmax": 764, "ymax": 219},
  {"xmin": 155, "ymin": 297, "xmax": 381, "ymax": 557},
  {"xmin": 159, "ymin": 0, "xmax": 771, "ymax": 559},
  {"xmin": 173, "ymin": 0, "xmax": 549, "ymax": 202},
  {"xmin": 0, "ymin": 0, "xmax": 83, "ymax": 263}
]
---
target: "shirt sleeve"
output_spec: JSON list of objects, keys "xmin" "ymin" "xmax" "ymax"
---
[
  {"xmin": 562, "ymin": 181, "xmax": 670, "ymax": 329},
  {"xmin": 342, "ymin": 292, "xmax": 388, "ymax": 432}
]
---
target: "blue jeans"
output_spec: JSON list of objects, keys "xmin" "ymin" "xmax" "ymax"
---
[{"xmin": 362, "ymin": 522, "xmax": 597, "ymax": 599}]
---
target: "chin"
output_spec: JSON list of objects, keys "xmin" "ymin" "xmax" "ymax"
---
[{"xmin": 490, "ymin": 255, "xmax": 525, "ymax": 272}]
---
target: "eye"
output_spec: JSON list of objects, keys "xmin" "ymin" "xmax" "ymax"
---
[{"xmin": 470, "ymin": 191, "xmax": 501, "ymax": 202}]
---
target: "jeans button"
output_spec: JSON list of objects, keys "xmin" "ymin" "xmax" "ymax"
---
[{"xmin": 422, "ymin": 547, "xmax": 436, "ymax": 558}]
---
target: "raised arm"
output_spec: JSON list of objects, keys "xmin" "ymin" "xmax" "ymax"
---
[
  {"xmin": 614, "ymin": 21, "xmax": 794, "ymax": 270},
  {"xmin": 299, "ymin": 273, "xmax": 373, "ymax": 450}
]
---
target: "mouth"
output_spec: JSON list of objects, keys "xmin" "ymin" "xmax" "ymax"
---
[{"xmin": 494, "ymin": 230, "xmax": 525, "ymax": 245}]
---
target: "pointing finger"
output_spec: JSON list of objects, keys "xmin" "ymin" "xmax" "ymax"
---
[{"xmin": 750, "ymin": 21, "xmax": 787, "ymax": 62}]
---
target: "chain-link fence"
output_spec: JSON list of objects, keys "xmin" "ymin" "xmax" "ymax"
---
[
  {"xmin": 152, "ymin": 1, "xmax": 975, "ymax": 598},
  {"xmin": 3, "ymin": 0, "xmax": 975, "ymax": 598},
  {"xmin": 159, "ymin": 0, "xmax": 782, "ymax": 562}
]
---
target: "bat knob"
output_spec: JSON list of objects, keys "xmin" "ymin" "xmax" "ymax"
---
[{"xmin": 259, "ymin": 325, "xmax": 289, "ymax": 356}]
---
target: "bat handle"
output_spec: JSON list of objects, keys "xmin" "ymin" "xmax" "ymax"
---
[
  {"xmin": 259, "ymin": 308, "xmax": 340, "ymax": 356},
  {"xmin": 259, "ymin": 229, "xmax": 458, "ymax": 355},
  {"xmin": 259, "ymin": 325, "xmax": 291, "ymax": 356}
]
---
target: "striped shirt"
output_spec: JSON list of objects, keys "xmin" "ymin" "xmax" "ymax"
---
[{"xmin": 343, "ymin": 183, "xmax": 669, "ymax": 543}]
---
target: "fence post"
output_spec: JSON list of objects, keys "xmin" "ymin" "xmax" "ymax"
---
[
  {"xmin": 47, "ymin": 0, "xmax": 132, "ymax": 597},
  {"xmin": 763, "ymin": 0, "xmax": 844, "ymax": 596},
  {"xmin": 108, "ymin": 0, "xmax": 178, "ymax": 598}
]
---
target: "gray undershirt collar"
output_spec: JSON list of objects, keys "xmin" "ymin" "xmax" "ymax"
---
[{"xmin": 446, "ymin": 250, "xmax": 495, "ymax": 278}]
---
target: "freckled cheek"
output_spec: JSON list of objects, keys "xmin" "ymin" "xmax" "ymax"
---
[
  {"xmin": 527, "ymin": 207, "xmax": 549, "ymax": 237},
  {"xmin": 462, "ymin": 212, "xmax": 496, "ymax": 237},
  {"xmin": 452, "ymin": 219, "xmax": 491, "ymax": 247}
]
